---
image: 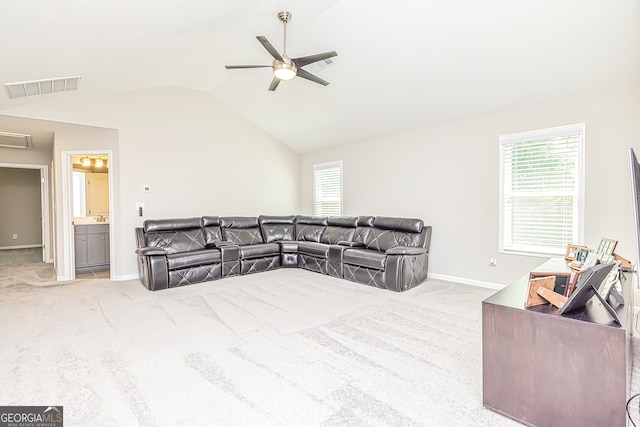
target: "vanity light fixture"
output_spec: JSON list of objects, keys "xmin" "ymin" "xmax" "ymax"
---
[
  {"xmin": 94, "ymin": 157, "xmax": 104, "ymax": 168},
  {"xmin": 81, "ymin": 157, "xmax": 92, "ymax": 167}
]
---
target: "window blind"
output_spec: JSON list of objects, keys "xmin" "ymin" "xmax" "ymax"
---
[
  {"xmin": 500, "ymin": 124, "xmax": 584, "ymax": 255},
  {"xmin": 313, "ymin": 161, "xmax": 342, "ymax": 216}
]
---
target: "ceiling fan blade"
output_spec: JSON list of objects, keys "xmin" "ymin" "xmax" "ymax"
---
[
  {"xmin": 257, "ymin": 36, "xmax": 284, "ymax": 61},
  {"xmin": 296, "ymin": 69, "xmax": 330, "ymax": 86},
  {"xmin": 268, "ymin": 77, "xmax": 281, "ymax": 91},
  {"xmin": 225, "ymin": 65, "xmax": 272, "ymax": 69},
  {"xmin": 292, "ymin": 51, "xmax": 337, "ymax": 68}
]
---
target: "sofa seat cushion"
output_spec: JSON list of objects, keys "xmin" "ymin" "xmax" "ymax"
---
[
  {"xmin": 239, "ymin": 243, "xmax": 280, "ymax": 259},
  {"xmin": 343, "ymin": 248, "xmax": 387, "ymax": 270},
  {"xmin": 297, "ymin": 241, "xmax": 330, "ymax": 257},
  {"xmin": 167, "ymin": 249, "xmax": 221, "ymax": 270}
]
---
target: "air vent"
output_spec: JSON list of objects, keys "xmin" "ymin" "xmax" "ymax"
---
[
  {"xmin": 0, "ymin": 132, "xmax": 32, "ymax": 149},
  {"xmin": 4, "ymin": 75, "xmax": 81, "ymax": 99},
  {"xmin": 306, "ymin": 58, "xmax": 335, "ymax": 74}
]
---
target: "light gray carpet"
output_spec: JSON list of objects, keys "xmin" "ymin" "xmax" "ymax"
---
[{"xmin": 1, "ymin": 255, "xmax": 639, "ymax": 426}]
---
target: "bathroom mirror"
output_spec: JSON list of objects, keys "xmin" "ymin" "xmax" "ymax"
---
[{"xmin": 71, "ymin": 155, "xmax": 109, "ymax": 222}]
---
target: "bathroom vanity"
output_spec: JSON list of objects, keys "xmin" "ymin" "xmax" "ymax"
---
[{"xmin": 74, "ymin": 223, "xmax": 110, "ymax": 268}]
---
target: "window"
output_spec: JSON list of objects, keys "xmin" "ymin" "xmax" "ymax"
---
[
  {"xmin": 313, "ymin": 161, "xmax": 342, "ymax": 216},
  {"xmin": 500, "ymin": 123, "xmax": 584, "ymax": 256}
]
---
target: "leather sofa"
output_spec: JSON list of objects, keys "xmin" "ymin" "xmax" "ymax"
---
[{"xmin": 135, "ymin": 215, "xmax": 432, "ymax": 292}]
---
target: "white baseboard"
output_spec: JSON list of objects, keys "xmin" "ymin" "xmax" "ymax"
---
[
  {"xmin": 111, "ymin": 273, "xmax": 139, "ymax": 281},
  {"xmin": 428, "ymin": 272, "xmax": 505, "ymax": 290},
  {"xmin": 0, "ymin": 244, "xmax": 43, "ymax": 250}
]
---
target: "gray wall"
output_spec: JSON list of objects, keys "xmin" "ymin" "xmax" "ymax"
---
[
  {"xmin": 7, "ymin": 81, "xmax": 639, "ymax": 300},
  {"xmin": 4, "ymin": 85, "xmax": 301, "ymax": 280},
  {"xmin": 0, "ymin": 168, "xmax": 42, "ymax": 247},
  {"xmin": 300, "ymin": 84, "xmax": 640, "ymax": 291}
]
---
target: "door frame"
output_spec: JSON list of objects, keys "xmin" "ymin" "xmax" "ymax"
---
[
  {"xmin": 0, "ymin": 162, "xmax": 51, "ymax": 262},
  {"xmin": 60, "ymin": 150, "xmax": 114, "ymax": 280}
]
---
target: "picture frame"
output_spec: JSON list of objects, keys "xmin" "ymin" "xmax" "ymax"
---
[
  {"xmin": 575, "ymin": 247, "xmax": 591, "ymax": 264},
  {"xmin": 600, "ymin": 253, "xmax": 615, "ymax": 264},
  {"xmin": 525, "ymin": 276, "xmax": 556, "ymax": 307},
  {"xmin": 565, "ymin": 244, "xmax": 587, "ymax": 261},
  {"xmin": 597, "ymin": 238, "xmax": 618, "ymax": 256},
  {"xmin": 530, "ymin": 271, "xmax": 578, "ymax": 297},
  {"xmin": 599, "ymin": 262, "xmax": 621, "ymax": 300}
]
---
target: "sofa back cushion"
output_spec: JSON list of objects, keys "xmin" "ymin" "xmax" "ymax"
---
[
  {"xmin": 202, "ymin": 216, "xmax": 223, "ymax": 246},
  {"xmin": 354, "ymin": 216, "xmax": 375, "ymax": 244},
  {"xmin": 143, "ymin": 217, "xmax": 205, "ymax": 254},
  {"xmin": 259, "ymin": 215, "xmax": 296, "ymax": 243},
  {"xmin": 320, "ymin": 216, "xmax": 358, "ymax": 244},
  {"xmin": 363, "ymin": 216, "xmax": 425, "ymax": 251},
  {"xmin": 220, "ymin": 217, "xmax": 264, "ymax": 245},
  {"xmin": 295, "ymin": 215, "xmax": 328, "ymax": 242}
]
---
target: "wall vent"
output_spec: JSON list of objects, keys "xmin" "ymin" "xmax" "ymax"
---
[
  {"xmin": 306, "ymin": 58, "xmax": 335, "ymax": 74},
  {"xmin": 0, "ymin": 132, "xmax": 32, "ymax": 149},
  {"xmin": 4, "ymin": 75, "xmax": 81, "ymax": 99}
]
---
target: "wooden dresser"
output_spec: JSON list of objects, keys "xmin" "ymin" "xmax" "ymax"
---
[{"xmin": 482, "ymin": 258, "xmax": 634, "ymax": 426}]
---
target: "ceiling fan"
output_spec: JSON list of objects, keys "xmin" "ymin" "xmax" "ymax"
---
[{"xmin": 225, "ymin": 11, "xmax": 337, "ymax": 91}]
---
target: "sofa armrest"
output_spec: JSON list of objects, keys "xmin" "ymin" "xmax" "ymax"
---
[
  {"xmin": 385, "ymin": 246, "xmax": 426, "ymax": 256},
  {"xmin": 135, "ymin": 247, "xmax": 169, "ymax": 291},
  {"xmin": 135, "ymin": 247, "xmax": 169, "ymax": 256},
  {"xmin": 338, "ymin": 241, "xmax": 364, "ymax": 248},
  {"xmin": 219, "ymin": 244, "xmax": 239, "ymax": 262},
  {"xmin": 385, "ymin": 250, "xmax": 429, "ymax": 292}
]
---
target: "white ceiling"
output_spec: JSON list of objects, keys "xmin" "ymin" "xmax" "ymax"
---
[{"xmin": 0, "ymin": 0, "xmax": 639, "ymax": 153}]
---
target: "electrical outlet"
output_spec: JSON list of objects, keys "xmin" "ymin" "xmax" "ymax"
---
[
  {"xmin": 489, "ymin": 257, "xmax": 497, "ymax": 267},
  {"xmin": 12, "ymin": 234, "xmax": 18, "ymax": 240}
]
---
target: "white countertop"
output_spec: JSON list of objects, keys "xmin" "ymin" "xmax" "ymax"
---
[{"xmin": 73, "ymin": 217, "xmax": 110, "ymax": 225}]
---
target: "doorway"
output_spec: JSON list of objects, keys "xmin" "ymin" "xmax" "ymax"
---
[
  {"xmin": 71, "ymin": 154, "xmax": 110, "ymax": 280},
  {"xmin": 61, "ymin": 150, "xmax": 114, "ymax": 281},
  {"xmin": 0, "ymin": 163, "xmax": 52, "ymax": 264}
]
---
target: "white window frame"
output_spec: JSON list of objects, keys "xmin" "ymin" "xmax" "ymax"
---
[
  {"xmin": 313, "ymin": 161, "xmax": 343, "ymax": 217},
  {"xmin": 499, "ymin": 123, "xmax": 585, "ymax": 257}
]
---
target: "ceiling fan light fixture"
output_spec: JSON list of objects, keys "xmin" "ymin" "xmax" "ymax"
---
[
  {"xmin": 273, "ymin": 62, "xmax": 297, "ymax": 80},
  {"xmin": 224, "ymin": 10, "xmax": 336, "ymax": 91},
  {"xmin": 273, "ymin": 68, "xmax": 296, "ymax": 81}
]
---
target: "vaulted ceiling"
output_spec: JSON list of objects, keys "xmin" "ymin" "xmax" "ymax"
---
[{"xmin": 1, "ymin": 0, "xmax": 639, "ymax": 153}]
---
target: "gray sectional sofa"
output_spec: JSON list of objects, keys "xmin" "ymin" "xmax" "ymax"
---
[{"xmin": 134, "ymin": 215, "xmax": 432, "ymax": 292}]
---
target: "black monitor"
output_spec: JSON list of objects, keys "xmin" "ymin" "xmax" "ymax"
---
[{"xmin": 558, "ymin": 262, "xmax": 621, "ymax": 325}]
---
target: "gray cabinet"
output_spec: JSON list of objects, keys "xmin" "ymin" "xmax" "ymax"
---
[{"xmin": 74, "ymin": 224, "xmax": 110, "ymax": 268}]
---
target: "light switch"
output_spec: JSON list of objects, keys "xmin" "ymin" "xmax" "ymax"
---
[{"xmin": 135, "ymin": 202, "xmax": 145, "ymax": 217}]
